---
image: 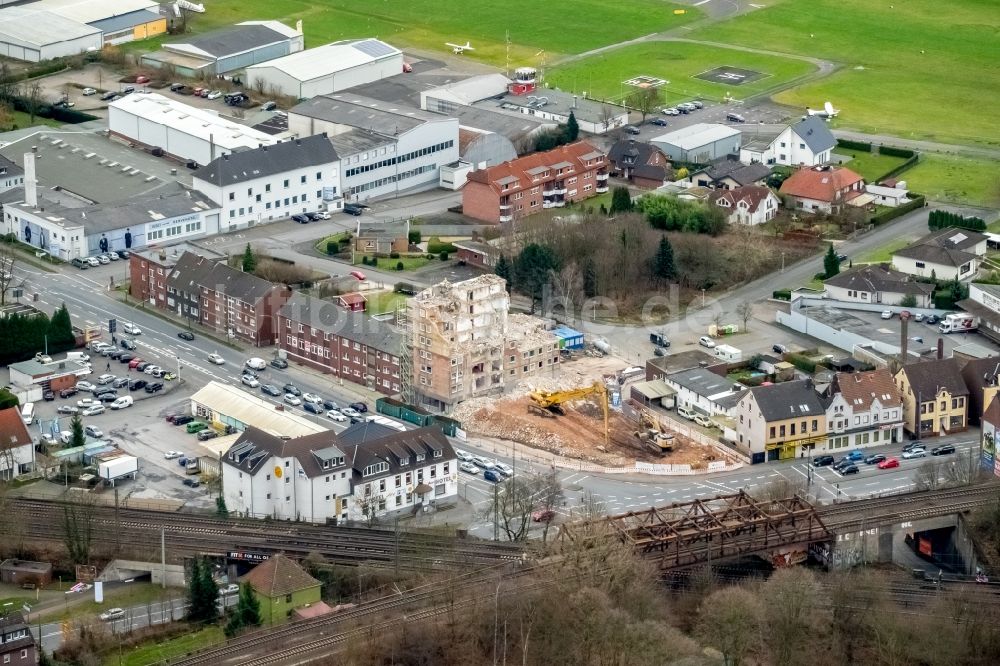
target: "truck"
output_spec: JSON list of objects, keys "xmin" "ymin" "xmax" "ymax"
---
[
  {"xmin": 649, "ymin": 332, "xmax": 670, "ymax": 348},
  {"xmin": 938, "ymin": 313, "xmax": 977, "ymax": 334},
  {"xmin": 98, "ymin": 455, "xmax": 138, "ymax": 484},
  {"xmin": 714, "ymin": 344, "xmax": 743, "ymax": 362}
]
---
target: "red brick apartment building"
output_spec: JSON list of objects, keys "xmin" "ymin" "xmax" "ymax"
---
[
  {"xmin": 163, "ymin": 251, "xmax": 291, "ymax": 346},
  {"xmin": 0, "ymin": 612, "xmax": 35, "ymax": 666},
  {"xmin": 462, "ymin": 141, "xmax": 608, "ymax": 223},
  {"xmin": 278, "ymin": 292, "xmax": 403, "ymax": 395},
  {"xmin": 128, "ymin": 243, "xmax": 225, "ymax": 307}
]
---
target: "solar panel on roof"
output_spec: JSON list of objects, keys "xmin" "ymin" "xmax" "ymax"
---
[{"xmin": 353, "ymin": 39, "xmax": 396, "ymax": 58}]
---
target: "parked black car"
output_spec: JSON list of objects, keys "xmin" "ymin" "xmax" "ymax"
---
[
  {"xmin": 283, "ymin": 383, "xmax": 301, "ymax": 396},
  {"xmin": 135, "ymin": 361, "xmax": 149, "ymax": 372},
  {"xmin": 59, "ymin": 387, "xmax": 78, "ymax": 399},
  {"xmin": 349, "ymin": 401, "xmax": 368, "ymax": 413},
  {"xmin": 178, "ymin": 331, "xmax": 195, "ymax": 341},
  {"xmin": 128, "ymin": 379, "xmax": 147, "ymax": 391},
  {"xmin": 43, "ymin": 390, "xmax": 54, "ymax": 401},
  {"xmin": 322, "ymin": 399, "xmax": 338, "ymax": 411},
  {"xmin": 303, "ymin": 402, "xmax": 323, "ymax": 415},
  {"xmin": 841, "ymin": 464, "xmax": 860, "ymax": 475},
  {"xmin": 864, "ymin": 454, "xmax": 886, "ymax": 465},
  {"xmin": 172, "ymin": 415, "xmax": 194, "ymax": 426},
  {"xmin": 96, "ymin": 391, "xmax": 118, "ymax": 402},
  {"xmin": 270, "ymin": 357, "xmax": 288, "ymax": 369},
  {"xmin": 812, "ymin": 455, "xmax": 835, "ymax": 467},
  {"xmin": 119, "ymin": 354, "xmax": 134, "ymax": 363},
  {"xmin": 343, "ymin": 204, "xmax": 363, "ymax": 216},
  {"xmin": 260, "ymin": 384, "xmax": 282, "ymax": 397},
  {"xmin": 292, "ymin": 214, "xmax": 309, "ymax": 224},
  {"xmin": 145, "ymin": 382, "xmax": 164, "ymax": 393},
  {"xmin": 182, "ymin": 478, "xmax": 200, "ymax": 488},
  {"xmin": 932, "ymin": 444, "xmax": 956, "ymax": 456},
  {"xmin": 120, "ymin": 339, "xmax": 136, "ymax": 350}
]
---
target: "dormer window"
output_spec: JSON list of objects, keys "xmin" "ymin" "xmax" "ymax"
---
[
  {"xmin": 416, "ymin": 453, "xmax": 425, "ymax": 462},
  {"xmin": 399, "ymin": 456, "xmax": 409, "ymax": 466},
  {"xmin": 433, "ymin": 450, "xmax": 442, "ymax": 458}
]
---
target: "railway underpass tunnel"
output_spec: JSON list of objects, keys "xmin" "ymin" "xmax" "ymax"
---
[{"xmin": 814, "ymin": 513, "xmax": 980, "ymax": 575}]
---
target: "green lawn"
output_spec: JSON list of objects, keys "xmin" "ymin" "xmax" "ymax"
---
[
  {"xmin": 833, "ymin": 151, "xmax": 908, "ymax": 183},
  {"xmin": 858, "ymin": 239, "xmax": 910, "ymax": 264},
  {"xmin": 126, "ymin": 0, "xmax": 699, "ymax": 66},
  {"xmin": 902, "ymin": 154, "xmax": 1000, "ymax": 208},
  {"xmin": 691, "ymin": 0, "xmax": 1000, "ymax": 147},
  {"xmin": 548, "ymin": 42, "xmax": 815, "ymax": 104},
  {"xmin": 366, "ymin": 290, "xmax": 410, "ymax": 315},
  {"xmin": 8, "ymin": 111, "xmax": 62, "ymax": 129},
  {"xmin": 107, "ymin": 625, "xmax": 224, "ymax": 666},
  {"xmin": 358, "ymin": 255, "xmax": 432, "ymax": 271}
]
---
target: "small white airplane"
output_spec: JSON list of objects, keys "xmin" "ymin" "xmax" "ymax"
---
[
  {"xmin": 806, "ymin": 101, "xmax": 840, "ymax": 120},
  {"xmin": 446, "ymin": 41, "xmax": 474, "ymax": 54}
]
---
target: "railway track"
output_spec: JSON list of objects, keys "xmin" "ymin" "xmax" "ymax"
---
[
  {"xmin": 818, "ymin": 483, "xmax": 1000, "ymax": 530},
  {"xmin": 11, "ymin": 498, "xmax": 526, "ymax": 567}
]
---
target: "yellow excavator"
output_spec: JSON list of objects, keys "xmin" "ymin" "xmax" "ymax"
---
[{"xmin": 528, "ymin": 382, "xmax": 609, "ymax": 447}]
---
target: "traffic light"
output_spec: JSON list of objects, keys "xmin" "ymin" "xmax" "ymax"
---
[{"xmin": 108, "ymin": 318, "xmax": 117, "ymax": 333}]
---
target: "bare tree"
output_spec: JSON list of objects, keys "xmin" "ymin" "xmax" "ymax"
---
[
  {"xmin": 0, "ymin": 246, "xmax": 20, "ymax": 305},
  {"xmin": 480, "ymin": 472, "xmax": 562, "ymax": 542},
  {"xmin": 62, "ymin": 497, "xmax": 96, "ymax": 564},
  {"xmin": 696, "ymin": 586, "xmax": 763, "ymax": 666},
  {"xmin": 736, "ymin": 300, "xmax": 754, "ymax": 333},
  {"xmin": 761, "ymin": 568, "xmax": 820, "ymax": 666},
  {"xmin": 21, "ymin": 81, "xmax": 42, "ymax": 125},
  {"xmin": 626, "ymin": 88, "xmax": 660, "ymax": 125},
  {"xmin": 712, "ymin": 308, "xmax": 728, "ymax": 329},
  {"xmin": 600, "ymin": 105, "xmax": 616, "ymax": 133},
  {"xmin": 914, "ymin": 459, "xmax": 945, "ymax": 491},
  {"xmin": 546, "ymin": 262, "xmax": 582, "ymax": 321},
  {"xmin": 354, "ymin": 485, "xmax": 383, "ymax": 528},
  {"xmin": 753, "ymin": 476, "xmax": 807, "ymax": 502}
]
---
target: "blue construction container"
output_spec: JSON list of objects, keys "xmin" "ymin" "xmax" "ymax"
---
[{"xmin": 552, "ymin": 325, "xmax": 584, "ymax": 350}]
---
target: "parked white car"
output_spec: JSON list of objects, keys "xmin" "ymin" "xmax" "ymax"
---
[
  {"xmin": 143, "ymin": 365, "xmax": 161, "ymax": 375},
  {"xmin": 245, "ymin": 357, "xmax": 266, "ymax": 371},
  {"xmin": 84, "ymin": 425, "xmax": 103, "ymax": 438},
  {"xmin": 164, "ymin": 451, "xmax": 182, "ymax": 459},
  {"xmin": 81, "ymin": 87, "xmax": 97, "ymax": 96},
  {"xmin": 302, "ymin": 393, "xmax": 322, "ymax": 404},
  {"xmin": 99, "ymin": 608, "xmax": 125, "ymax": 621},
  {"xmin": 283, "ymin": 394, "xmax": 301, "ymax": 406},
  {"xmin": 698, "ymin": 336, "xmax": 716, "ymax": 349},
  {"xmin": 460, "ymin": 461, "xmax": 478, "ymax": 474},
  {"xmin": 110, "ymin": 396, "xmax": 134, "ymax": 410},
  {"xmin": 86, "ymin": 257, "xmax": 100, "ymax": 267},
  {"xmin": 122, "ymin": 323, "xmax": 141, "ymax": 335},
  {"xmin": 326, "ymin": 410, "xmax": 347, "ymax": 422},
  {"xmin": 81, "ymin": 405, "xmax": 105, "ymax": 416},
  {"xmin": 881, "ymin": 310, "xmax": 893, "ymax": 319},
  {"xmin": 241, "ymin": 375, "xmax": 260, "ymax": 388},
  {"xmin": 208, "ymin": 353, "xmax": 225, "ymax": 365},
  {"xmin": 96, "ymin": 374, "xmax": 115, "ymax": 385},
  {"xmin": 454, "ymin": 449, "xmax": 473, "ymax": 462}
]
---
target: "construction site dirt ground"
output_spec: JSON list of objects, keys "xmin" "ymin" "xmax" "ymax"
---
[{"xmin": 453, "ymin": 356, "xmax": 723, "ymax": 468}]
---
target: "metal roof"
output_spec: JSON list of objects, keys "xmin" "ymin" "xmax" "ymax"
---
[
  {"xmin": 653, "ymin": 123, "xmax": 742, "ymax": 151},
  {"xmin": 193, "ymin": 135, "xmax": 338, "ymax": 187},
  {"xmin": 290, "ymin": 94, "xmax": 437, "ymax": 136},
  {"xmin": 190, "ymin": 381, "xmax": 326, "ymax": 439},
  {"xmin": 166, "ymin": 21, "xmax": 297, "ymax": 60},
  {"xmin": 0, "ymin": 6, "xmax": 100, "ymax": 48},
  {"xmin": 32, "ymin": 0, "xmax": 157, "ymax": 25},
  {"xmin": 246, "ymin": 39, "xmax": 400, "ymax": 82},
  {"xmin": 110, "ymin": 93, "xmax": 278, "ymax": 155}
]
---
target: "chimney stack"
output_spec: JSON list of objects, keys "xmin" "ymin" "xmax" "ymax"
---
[
  {"xmin": 900, "ymin": 311, "xmax": 909, "ymax": 362},
  {"xmin": 23, "ymin": 152, "xmax": 37, "ymax": 208},
  {"xmin": 937, "ymin": 338, "xmax": 944, "ymax": 360}
]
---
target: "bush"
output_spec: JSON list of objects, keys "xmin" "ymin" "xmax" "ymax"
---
[
  {"xmin": 878, "ymin": 145, "xmax": 915, "ymax": 159},
  {"xmin": 786, "ymin": 353, "xmax": 817, "ymax": 374},
  {"xmin": 426, "ymin": 254, "xmax": 434, "ymax": 260},
  {"xmin": 837, "ymin": 139, "xmax": 872, "ymax": 152},
  {"xmin": 408, "ymin": 230, "xmax": 421, "ymax": 244},
  {"xmin": 439, "ymin": 251, "xmax": 449, "ymax": 261},
  {"xmin": 427, "ymin": 237, "xmax": 457, "ymax": 254},
  {"xmin": 361, "ymin": 256, "xmax": 369, "ymax": 266},
  {"xmin": 928, "ymin": 209, "xmax": 985, "ymax": 232},
  {"xmin": 869, "ymin": 196, "xmax": 925, "ymax": 227},
  {"xmin": 389, "ymin": 251, "xmax": 400, "ymax": 259},
  {"xmin": 326, "ymin": 240, "xmax": 338, "ymax": 256},
  {"xmin": 370, "ymin": 256, "xmax": 378, "ymax": 267},
  {"xmin": 396, "ymin": 261, "xmax": 404, "ymax": 271},
  {"xmin": 772, "ymin": 289, "xmax": 792, "ymax": 301}
]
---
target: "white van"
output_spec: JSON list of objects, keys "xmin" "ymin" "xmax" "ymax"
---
[
  {"xmin": 21, "ymin": 402, "xmax": 35, "ymax": 425},
  {"xmin": 676, "ymin": 405, "xmax": 696, "ymax": 421}
]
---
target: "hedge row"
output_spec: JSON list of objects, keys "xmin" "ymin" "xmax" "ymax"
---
[
  {"xmin": 772, "ymin": 289, "xmax": 791, "ymax": 301},
  {"xmin": 837, "ymin": 139, "xmax": 872, "ymax": 152},
  {"xmin": 786, "ymin": 352, "xmax": 817, "ymax": 374},
  {"xmin": 878, "ymin": 145, "xmax": 915, "ymax": 159},
  {"xmin": 929, "ymin": 209, "xmax": 985, "ymax": 231},
  {"xmin": 878, "ymin": 153, "xmax": 919, "ymax": 182},
  {"xmin": 870, "ymin": 195, "xmax": 925, "ymax": 227}
]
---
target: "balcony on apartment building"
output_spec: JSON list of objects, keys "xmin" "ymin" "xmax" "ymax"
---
[
  {"xmin": 499, "ymin": 199, "xmax": 513, "ymax": 222},
  {"xmin": 542, "ymin": 181, "xmax": 568, "ymax": 197},
  {"xmin": 595, "ymin": 171, "xmax": 609, "ymax": 194}
]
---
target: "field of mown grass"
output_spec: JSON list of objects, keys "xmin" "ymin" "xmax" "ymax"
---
[
  {"xmin": 547, "ymin": 42, "xmax": 815, "ymax": 104},
  {"xmin": 690, "ymin": 0, "xmax": 1000, "ymax": 147},
  {"xmin": 127, "ymin": 0, "xmax": 700, "ymax": 66},
  {"xmin": 903, "ymin": 154, "xmax": 1000, "ymax": 208}
]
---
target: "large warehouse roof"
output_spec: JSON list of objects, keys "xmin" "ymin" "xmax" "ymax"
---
[
  {"xmin": 110, "ymin": 93, "xmax": 278, "ymax": 153},
  {"xmin": 247, "ymin": 39, "xmax": 401, "ymax": 81},
  {"xmin": 0, "ymin": 6, "xmax": 100, "ymax": 48},
  {"xmin": 166, "ymin": 20, "xmax": 299, "ymax": 59},
  {"xmin": 190, "ymin": 381, "xmax": 327, "ymax": 439},
  {"xmin": 291, "ymin": 93, "xmax": 438, "ymax": 135},
  {"xmin": 653, "ymin": 123, "xmax": 742, "ymax": 150},
  {"xmin": 31, "ymin": 0, "xmax": 158, "ymax": 25},
  {"xmin": 195, "ymin": 135, "xmax": 338, "ymax": 187}
]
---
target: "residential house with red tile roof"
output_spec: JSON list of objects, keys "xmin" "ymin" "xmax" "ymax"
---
[
  {"xmin": 461, "ymin": 141, "xmax": 607, "ymax": 223},
  {"xmin": 709, "ymin": 185, "xmax": 780, "ymax": 226},
  {"xmin": 0, "ymin": 407, "xmax": 35, "ymax": 481},
  {"xmin": 826, "ymin": 370, "xmax": 904, "ymax": 452},
  {"xmin": 779, "ymin": 165, "xmax": 864, "ymax": 214}
]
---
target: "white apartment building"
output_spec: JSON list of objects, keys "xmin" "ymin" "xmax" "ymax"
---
[
  {"xmin": 289, "ymin": 93, "xmax": 459, "ymax": 201},
  {"xmin": 825, "ymin": 369, "xmax": 904, "ymax": 452},
  {"xmin": 192, "ymin": 135, "xmax": 342, "ymax": 231},
  {"xmin": 222, "ymin": 422, "xmax": 458, "ymax": 523}
]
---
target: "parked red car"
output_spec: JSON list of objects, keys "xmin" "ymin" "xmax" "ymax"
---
[
  {"xmin": 877, "ymin": 457, "xmax": 900, "ymax": 470},
  {"xmin": 350, "ymin": 270, "xmax": 366, "ymax": 281}
]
